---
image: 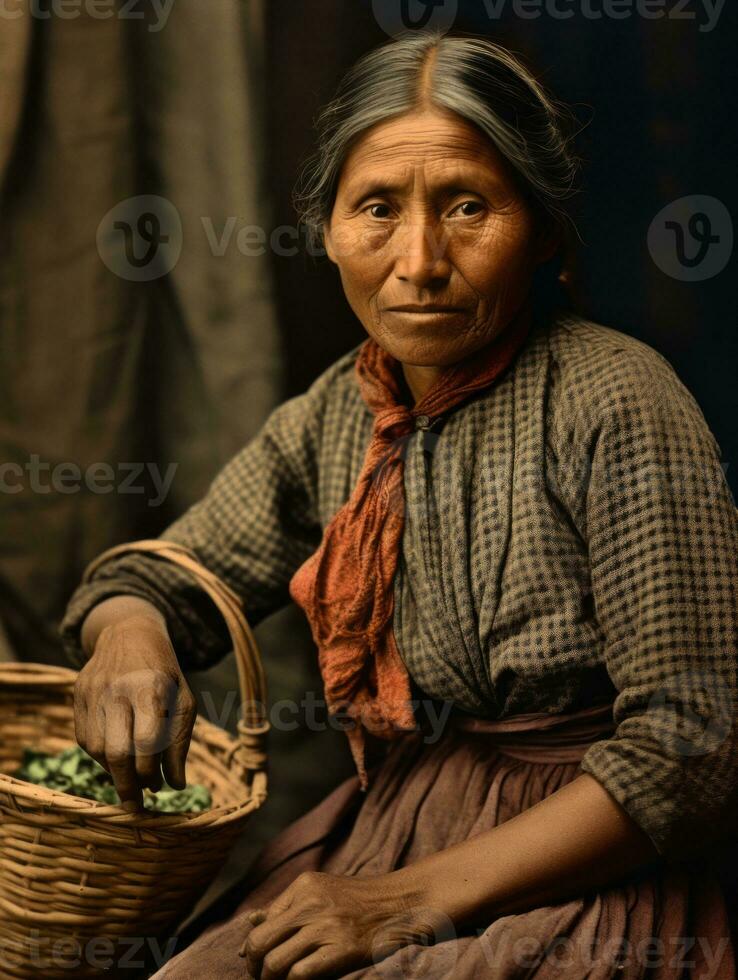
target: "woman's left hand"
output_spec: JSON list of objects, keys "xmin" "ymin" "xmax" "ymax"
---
[{"xmin": 239, "ymin": 869, "xmax": 447, "ymax": 979}]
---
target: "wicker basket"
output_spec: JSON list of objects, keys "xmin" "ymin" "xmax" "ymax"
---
[{"xmin": 0, "ymin": 540, "xmax": 270, "ymax": 978}]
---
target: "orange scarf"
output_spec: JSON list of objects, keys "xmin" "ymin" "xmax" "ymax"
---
[{"xmin": 288, "ymin": 305, "xmax": 534, "ymax": 790}]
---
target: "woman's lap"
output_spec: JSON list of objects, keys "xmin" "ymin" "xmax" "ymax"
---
[{"xmin": 152, "ymin": 731, "xmax": 737, "ymax": 979}]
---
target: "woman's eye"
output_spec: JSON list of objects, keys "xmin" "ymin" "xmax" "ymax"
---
[
  {"xmin": 451, "ymin": 200, "xmax": 485, "ymax": 217},
  {"xmin": 365, "ymin": 203, "xmax": 392, "ymax": 219}
]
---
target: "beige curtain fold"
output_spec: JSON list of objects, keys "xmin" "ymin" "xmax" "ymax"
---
[{"xmin": 0, "ymin": 0, "xmax": 281, "ymax": 664}]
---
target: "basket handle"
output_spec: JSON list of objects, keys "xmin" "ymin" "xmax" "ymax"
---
[{"xmin": 81, "ymin": 539, "xmax": 269, "ymax": 774}]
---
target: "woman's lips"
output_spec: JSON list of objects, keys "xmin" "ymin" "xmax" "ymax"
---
[
  {"xmin": 384, "ymin": 305, "xmax": 468, "ymax": 317},
  {"xmin": 387, "ymin": 304, "xmax": 465, "ymax": 312}
]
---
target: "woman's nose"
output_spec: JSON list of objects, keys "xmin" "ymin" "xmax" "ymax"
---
[{"xmin": 393, "ymin": 220, "xmax": 452, "ymax": 287}]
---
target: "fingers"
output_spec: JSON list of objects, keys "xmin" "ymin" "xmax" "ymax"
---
[
  {"xmin": 239, "ymin": 892, "xmax": 298, "ymax": 966},
  {"xmin": 278, "ymin": 945, "xmax": 349, "ymax": 980},
  {"xmin": 75, "ymin": 680, "xmax": 106, "ymax": 771},
  {"xmin": 72, "ymin": 623, "xmax": 197, "ymax": 811},
  {"xmin": 258, "ymin": 931, "xmax": 322, "ymax": 980},
  {"xmin": 245, "ymin": 909, "xmax": 267, "ymax": 927},
  {"xmin": 73, "ymin": 697, "xmax": 88, "ymax": 752},
  {"xmin": 241, "ymin": 913, "xmax": 305, "ymax": 978},
  {"xmin": 131, "ymin": 702, "xmax": 165, "ymax": 793},
  {"xmin": 104, "ymin": 698, "xmax": 143, "ymax": 809},
  {"xmin": 75, "ymin": 670, "xmax": 195, "ymax": 807},
  {"xmin": 244, "ymin": 919, "xmax": 351, "ymax": 980},
  {"xmin": 161, "ymin": 681, "xmax": 196, "ymax": 791}
]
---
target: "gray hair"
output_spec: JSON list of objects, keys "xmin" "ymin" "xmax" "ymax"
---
[{"xmin": 293, "ymin": 31, "xmax": 583, "ymax": 257}]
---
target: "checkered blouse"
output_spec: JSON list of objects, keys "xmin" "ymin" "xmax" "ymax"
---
[{"xmin": 60, "ymin": 311, "xmax": 738, "ymax": 861}]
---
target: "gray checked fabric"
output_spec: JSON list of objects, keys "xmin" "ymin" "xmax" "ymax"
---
[{"xmin": 60, "ymin": 311, "xmax": 738, "ymax": 861}]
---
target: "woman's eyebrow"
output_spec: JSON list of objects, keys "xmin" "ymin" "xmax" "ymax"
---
[
  {"xmin": 344, "ymin": 179, "xmax": 405, "ymax": 201},
  {"xmin": 345, "ymin": 174, "xmax": 496, "ymax": 203}
]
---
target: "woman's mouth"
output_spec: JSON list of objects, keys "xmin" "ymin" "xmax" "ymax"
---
[{"xmin": 386, "ymin": 304, "xmax": 466, "ymax": 313}]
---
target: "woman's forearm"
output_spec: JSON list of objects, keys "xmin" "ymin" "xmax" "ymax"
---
[
  {"xmin": 391, "ymin": 772, "xmax": 661, "ymax": 929},
  {"xmin": 80, "ymin": 595, "xmax": 168, "ymax": 660}
]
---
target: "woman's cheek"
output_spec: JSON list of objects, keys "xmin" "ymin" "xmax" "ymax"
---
[
  {"xmin": 333, "ymin": 217, "xmax": 392, "ymax": 259},
  {"xmin": 336, "ymin": 258, "xmax": 385, "ymax": 327},
  {"xmin": 357, "ymin": 223, "xmax": 393, "ymax": 258},
  {"xmin": 461, "ymin": 218, "xmax": 534, "ymax": 287},
  {"xmin": 327, "ymin": 223, "xmax": 357, "ymax": 261},
  {"xmin": 344, "ymin": 232, "xmax": 393, "ymax": 289}
]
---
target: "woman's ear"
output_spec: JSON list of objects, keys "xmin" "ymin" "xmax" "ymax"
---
[
  {"xmin": 533, "ymin": 220, "xmax": 562, "ymax": 266},
  {"xmin": 323, "ymin": 222, "xmax": 337, "ymax": 264}
]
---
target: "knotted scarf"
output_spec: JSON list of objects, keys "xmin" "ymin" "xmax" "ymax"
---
[{"xmin": 288, "ymin": 304, "xmax": 534, "ymax": 790}]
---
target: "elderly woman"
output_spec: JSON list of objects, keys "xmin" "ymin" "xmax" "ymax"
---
[{"xmin": 61, "ymin": 31, "xmax": 738, "ymax": 979}]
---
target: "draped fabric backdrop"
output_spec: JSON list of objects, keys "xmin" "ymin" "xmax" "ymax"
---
[{"xmin": 0, "ymin": 0, "xmax": 282, "ymax": 665}]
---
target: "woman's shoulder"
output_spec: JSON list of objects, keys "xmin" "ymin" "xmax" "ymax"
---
[
  {"xmin": 546, "ymin": 311, "xmax": 677, "ymax": 383},
  {"xmin": 542, "ymin": 310, "xmax": 705, "ymax": 427}
]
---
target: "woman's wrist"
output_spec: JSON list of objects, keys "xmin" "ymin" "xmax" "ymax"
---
[
  {"xmin": 383, "ymin": 848, "xmax": 487, "ymax": 931},
  {"xmin": 80, "ymin": 595, "xmax": 169, "ymax": 660}
]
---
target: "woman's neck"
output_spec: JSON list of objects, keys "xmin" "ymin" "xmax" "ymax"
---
[{"xmin": 400, "ymin": 363, "xmax": 443, "ymax": 406}]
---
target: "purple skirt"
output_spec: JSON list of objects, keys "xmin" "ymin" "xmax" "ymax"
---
[{"xmin": 153, "ymin": 702, "xmax": 737, "ymax": 979}]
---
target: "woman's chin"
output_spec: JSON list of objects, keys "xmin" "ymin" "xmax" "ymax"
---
[
  {"xmin": 378, "ymin": 340, "xmax": 459, "ymax": 368},
  {"xmin": 372, "ymin": 321, "xmax": 477, "ymax": 368}
]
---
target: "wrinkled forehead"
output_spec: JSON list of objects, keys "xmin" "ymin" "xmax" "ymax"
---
[
  {"xmin": 334, "ymin": 111, "xmax": 525, "ymax": 205},
  {"xmin": 336, "ymin": 108, "xmax": 515, "ymax": 198}
]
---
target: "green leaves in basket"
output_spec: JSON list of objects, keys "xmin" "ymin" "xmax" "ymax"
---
[
  {"xmin": 15, "ymin": 746, "xmax": 212, "ymax": 813},
  {"xmin": 147, "ymin": 783, "xmax": 212, "ymax": 813}
]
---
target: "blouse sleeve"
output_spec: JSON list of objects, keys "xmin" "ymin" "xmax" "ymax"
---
[
  {"xmin": 577, "ymin": 350, "xmax": 738, "ymax": 862},
  {"xmin": 59, "ymin": 384, "xmax": 328, "ymax": 672}
]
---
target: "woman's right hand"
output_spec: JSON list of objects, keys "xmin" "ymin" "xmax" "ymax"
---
[{"xmin": 74, "ymin": 598, "xmax": 197, "ymax": 810}]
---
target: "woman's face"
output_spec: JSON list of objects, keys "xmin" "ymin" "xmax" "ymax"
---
[{"xmin": 324, "ymin": 107, "xmax": 557, "ymax": 368}]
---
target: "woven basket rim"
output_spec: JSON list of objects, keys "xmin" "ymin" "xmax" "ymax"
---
[
  {"xmin": 0, "ymin": 770, "xmax": 263, "ymax": 829},
  {"xmin": 0, "ymin": 661, "xmax": 268, "ymax": 830},
  {"xmin": 0, "ymin": 661, "xmax": 78, "ymax": 684}
]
